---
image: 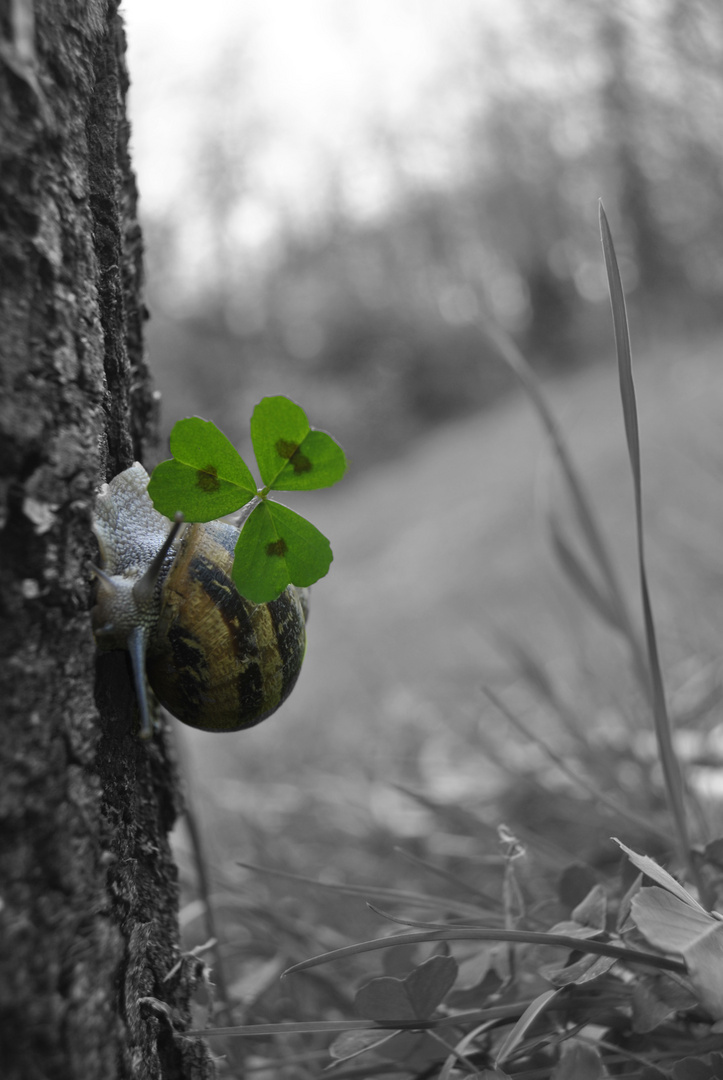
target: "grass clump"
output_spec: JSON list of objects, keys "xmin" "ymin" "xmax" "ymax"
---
[{"xmin": 177, "ymin": 209, "xmax": 723, "ymax": 1079}]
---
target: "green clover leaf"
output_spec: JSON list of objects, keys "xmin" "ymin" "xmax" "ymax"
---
[
  {"xmin": 250, "ymin": 396, "xmax": 348, "ymax": 491},
  {"xmin": 148, "ymin": 417, "xmax": 257, "ymax": 521},
  {"xmin": 147, "ymin": 403, "xmax": 345, "ymax": 602},
  {"xmin": 231, "ymin": 500, "xmax": 333, "ymax": 604}
]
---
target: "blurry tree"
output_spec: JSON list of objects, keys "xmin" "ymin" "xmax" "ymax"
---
[
  {"xmin": 0, "ymin": 3, "xmax": 213, "ymax": 1077},
  {"xmin": 140, "ymin": 0, "xmax": 723, "ymax": 462}
]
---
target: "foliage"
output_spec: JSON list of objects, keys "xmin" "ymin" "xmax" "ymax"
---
[
  {"xmin": 147, "ymin": 395, "xmax": 347, "ymax": 603},
  {"xmin": 169, "ymin": 213, "xmax": 723, "ymax": 1077}
]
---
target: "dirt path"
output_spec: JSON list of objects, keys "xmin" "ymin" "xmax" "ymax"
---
[{"xmin": 184, "ymin": 331, "xmax": 723, "ymax": 796}]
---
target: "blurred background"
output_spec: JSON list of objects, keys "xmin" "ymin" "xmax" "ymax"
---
[
  {"xmin": 121, "ymin": 0, "xmax": 723, "ymax": 1050},
  {"xmin": 125, "ymin": 0, "xmax": 723, "ymax": 464}
]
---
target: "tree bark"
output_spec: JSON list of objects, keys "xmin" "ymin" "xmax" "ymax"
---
[{"xmin": 0, "ymin": 3, "xmax": 214, "ymax": 1077}]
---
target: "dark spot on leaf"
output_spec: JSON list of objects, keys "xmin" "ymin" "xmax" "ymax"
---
[
  {"xmin": 276, "ymin": 438, "xmax": 312, "ymax": 474},
  {"xmin": 276, "ymin": 438, "xmax": 298, "ymax": 459},
  {"xmin": 196, "ymin": 465, "xmax": 220, "ymax": 492},
  {"xmin": 266, "ymin": 537, "xmax": 288, "ymax": 558}
]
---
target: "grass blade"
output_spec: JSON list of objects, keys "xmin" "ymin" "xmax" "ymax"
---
[
  {"xmin": 494, "ymin": 988, "xmax": 562, "ymax": 1067},
  {"xmin": 237, "ymin": 860, "xmax": 486, "ymax": 920},
  {"xmin": 599, "ymin": 203, "xmax": 698, "ymax": 888},
  {"xmin": 175, "ymin": 732, "xmax": 236, "ymax": 1024},
  {"xmin": 187, "ymin": 1002, "xmax": 541, "ymax": 1038},
  {"xmin": 484, "ymin": 687, "xmax": 673, "ymax": 846},
  {"xmin": 439, "ymin": 1020, "xmax": 503, "ymax": 1080},
  {"xmin": 394, "ymin": 846, "xmax": 504, "ymax": 912},
  {"xmin": 613, "ymin": 839, "xmax": 710, "ymax": 913},
  {"xmin": 283, "ymin": 927, "xmax": 686, "ymax": 977},
  {"xmin": 548, "ymin": 510, "xmax": 624, "ymax": 633}
]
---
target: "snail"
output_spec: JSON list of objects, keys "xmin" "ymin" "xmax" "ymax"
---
[{"xmin": 91, "ymin": 462, "xmax": 308, "ymax": 736}]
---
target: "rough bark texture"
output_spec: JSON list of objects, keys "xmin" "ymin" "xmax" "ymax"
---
[{"xmin": 0, "ymin": 3, "xmax": 214, "ymax": 1077}]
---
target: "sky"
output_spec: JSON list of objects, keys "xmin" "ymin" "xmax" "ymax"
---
[{"xmin": 120, "ymin": 0, "xmax": 513, "ymax": 234}]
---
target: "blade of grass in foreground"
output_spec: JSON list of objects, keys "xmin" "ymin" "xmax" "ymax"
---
[
  {"xmin": 283, "ymin": 927, "xmax": 686, "ymax": 977},
  {"xmin": 185, "ymin": 1001, "xmax": 536, "ymax": 1038},
  {"xmin": 599, "ymin": 203, "xmax": 699, "ymax": 892}
]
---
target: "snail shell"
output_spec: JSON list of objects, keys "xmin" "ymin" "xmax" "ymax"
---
[{"xmin": 92, "ymin": 463, "xmax": 308, "ymax": 735}]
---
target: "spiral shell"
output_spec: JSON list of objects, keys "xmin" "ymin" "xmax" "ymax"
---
[
  {"xmin": 92, "ymin": 464, "xmax": 308, "ymax": 735},
  {"xmin": 146, "ymin": 519, "xmax": 307, "ymax": 731}
]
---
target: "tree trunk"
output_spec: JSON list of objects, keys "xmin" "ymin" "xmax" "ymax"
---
[{"xmin": 0, "ymin": 3, "xmax": 214, "ymax": 1077}]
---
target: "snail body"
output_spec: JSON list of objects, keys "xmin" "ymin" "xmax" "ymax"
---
[{"xmin": 92, "ymin": 463, "xmax": 308, "ymax": 736}]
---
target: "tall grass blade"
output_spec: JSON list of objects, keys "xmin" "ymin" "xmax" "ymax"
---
[{"xmin": 599, "ymin": 203, "xmax": 697, "ymax": 887}]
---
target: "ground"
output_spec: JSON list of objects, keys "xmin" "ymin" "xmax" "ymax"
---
[{"xmin": 158, "ymin": 326, "xmax": 723, "ymax": 954}]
